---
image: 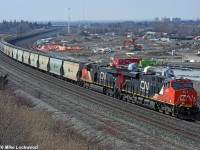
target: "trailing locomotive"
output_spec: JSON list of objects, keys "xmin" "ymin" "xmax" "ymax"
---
[
  {"xmin": 81, "ymin": 63, "xmax": 199, "ymax": 119},
  {"xmin": 0, "ymin": 39, "xmax": 199, "ymax": 120}
]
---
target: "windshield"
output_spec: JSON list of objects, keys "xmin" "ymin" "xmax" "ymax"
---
[
  {"xmin": 172, "ymin": 82, "xmax": 193, "ymax": 90},
  {"xmin": 184, "ymin": 83, "xmax": 193, "ymax": 88}
]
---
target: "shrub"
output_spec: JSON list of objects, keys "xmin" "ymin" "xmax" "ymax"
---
[{"xmin": 0, "ymin": 92, "xmax": 88, "ymax": 150}]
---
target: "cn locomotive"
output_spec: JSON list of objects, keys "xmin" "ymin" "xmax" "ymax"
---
[
  {"xmin": 0, "ymin": 39, "xmax": 199, "ymax": 120},
  {"xmin": 81, "ymin": 63, "xmax": 198, "ymax": 119}
]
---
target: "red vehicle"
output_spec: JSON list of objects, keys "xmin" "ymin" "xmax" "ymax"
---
[
  {"xmin": 112, "ymin": 58, "xmax": 140, "ymax": 68},
  {"xmin": 122, "ymin": 37, "xmax": 142, "ymax": 50}
]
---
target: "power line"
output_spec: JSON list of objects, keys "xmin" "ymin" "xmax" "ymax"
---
[
  {"xmin": 83, "ymin": 0, "xmax": 85, "ymax": 23},
  {"xmin": 68, "ymin": 8, "xmax": 70, "ymax": 34}
]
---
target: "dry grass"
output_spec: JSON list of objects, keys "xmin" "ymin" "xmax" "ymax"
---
[{"xmin": 0, "ymin": 91, "xmax": 88, "ymax": 150}]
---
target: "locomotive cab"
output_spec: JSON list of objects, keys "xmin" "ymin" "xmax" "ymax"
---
[{"xmin": 163, "ymin": 79, "xmax": 198, "ymax": 119}]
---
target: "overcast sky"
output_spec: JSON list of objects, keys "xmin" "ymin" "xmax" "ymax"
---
[{"xmin": 0, "ymin": 0, "xmax": 199, "ymax": 22}]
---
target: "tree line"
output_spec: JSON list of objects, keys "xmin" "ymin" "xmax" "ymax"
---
[
  {"xmin": 0, "ymin": 20, "xmax": 52, "ymax": 34},
  {"xmin": 84, "ymin": 20, "xmax": 200, "ymax": 36}
]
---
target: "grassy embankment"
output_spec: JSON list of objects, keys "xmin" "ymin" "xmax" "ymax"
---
[{"xmin": 0, "ymin": 91, "xmax": 88, "ymax": 150}]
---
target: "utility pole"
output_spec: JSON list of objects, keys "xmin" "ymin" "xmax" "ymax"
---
[
  {"xmin": 68, "ymin": 8, "xmax": 70, "ymax": 34},
  {"xmin": 83, "ymin": 0, "xmax": 85, "ymax": 23}
]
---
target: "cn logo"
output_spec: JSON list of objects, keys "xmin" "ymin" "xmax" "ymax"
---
[
  {"xmin": 179, "ymin": 94, "xmax": 192, "ymax": 101},
  {"xmin": 140, "ymin": 80, "xmax": 149, "ymax": 91}
]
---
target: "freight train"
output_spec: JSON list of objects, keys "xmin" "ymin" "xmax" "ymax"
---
[{"xmin": 0, "ymin": 39, "xmax": 199, "ymax": 119}]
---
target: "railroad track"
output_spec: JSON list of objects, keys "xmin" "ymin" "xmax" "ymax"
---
[
  {"xmin": 1, "ymin": 51, "xmax": 200, "ymax": 148},
  {"xmin": 0, "ymin": 53, "xmax": 188, "ymax": 149}
]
